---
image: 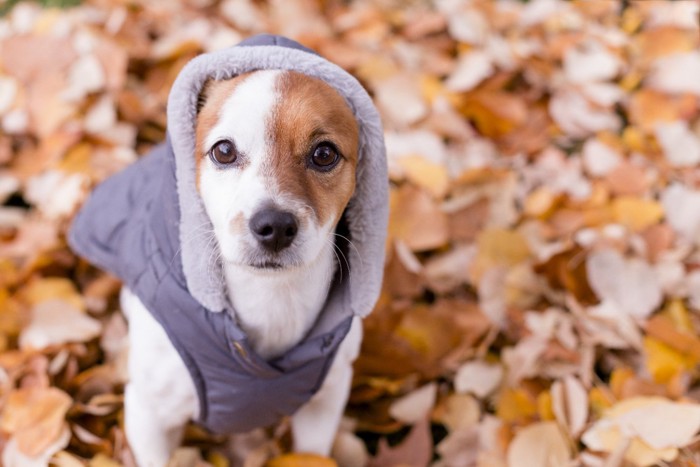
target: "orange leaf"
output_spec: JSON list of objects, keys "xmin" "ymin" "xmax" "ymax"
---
[{"xmin": 267, "ymin": 454, "xmax": 337, "ymax": 467}]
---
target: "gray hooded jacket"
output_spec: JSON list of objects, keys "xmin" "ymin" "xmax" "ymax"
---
[{"xmin": 69, "ymin": 35, "xmax": 388, "ymax": 434}]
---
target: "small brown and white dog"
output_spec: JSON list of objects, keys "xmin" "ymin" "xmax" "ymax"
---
[{"xmin": 122, "ymin": 69, "xmax": 362, "ymax": 466}]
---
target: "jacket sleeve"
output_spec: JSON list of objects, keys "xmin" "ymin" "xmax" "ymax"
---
[{"xmin": 68, "ymin": 144, "xmax": 169, "ymax": 280}]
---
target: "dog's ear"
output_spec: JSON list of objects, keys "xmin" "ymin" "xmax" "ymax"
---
[{"xmin": 196, "ymin": 79, "xmax": 213, "ymax": 114}]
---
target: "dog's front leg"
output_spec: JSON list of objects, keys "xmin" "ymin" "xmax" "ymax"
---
[
  {"xmin": 291, "ymin": 317, "xmax": 363, "ymax": 456},
  {"xmin": 122, "ymin": 289, "xmax": 198, "ymax": 467}
]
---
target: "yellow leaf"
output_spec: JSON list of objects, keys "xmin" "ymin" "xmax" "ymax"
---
[
  {"xmin": 661, "ymin": 299, "xmax": 694, "ymax": 334},
  {"xmin": 267, "ymin": 454, "xmax": 337, "ymax": 467},
  {"xmin": 89, "ymin": 453, "xmax": 122, "ymax": 467},
  {"xmin": 588, "ymin": 387, "xmax": 614, "ymax": 417},
  {"xmin": 610, "ymin": 367, "xmax": 635, "ymax": 400},
  {"xmin": 59, "ymin": 143, "xmax": 92, "ymax": 174},
  {"xmin": 523, "ymin": 187, "xmax": 558, "ymax": 218},
  {"xmin": 397, "ymin": 156, "xmax": 449, "ymax": 199},
  {"xmin": 470, "ymin": 228, "xmax": 531, "ymax": 282},
  {"xmin": 643, "ymin": 337, "xmax": 695, "ymax": 385},
  {"xmin": 537, "ymin": 390, "xmax": 555, "ymax": 421},
  {"xmin": 495, "ymin": 387, "xmax": 537, "ymax": 423},
  {"xmin": 20, "ymin": 277, "xmax": 84, "ymax": 311},
  {"xmin": 420, "ymin": 75, "xmax": 460, "ymax": 107},
  {"xmin": 612, "ymin": 197, "xmax": 663, "ymax": 231},
  {"xmin": 206, "ymin": 451, "xmax": 229, "ymax": 467},
  {"xmin": 622, "ymin": 126, "xmax": 651, "ymax": 154}
]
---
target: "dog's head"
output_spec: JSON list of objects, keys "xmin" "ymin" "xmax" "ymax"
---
[{"xmin": 194, "ymin": 70, "xmax": 359, "ymax": 273}]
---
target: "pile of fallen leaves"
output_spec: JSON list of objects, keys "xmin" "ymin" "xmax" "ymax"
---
[{"xmin": 1, "ymin": 0, "xmax": 700, "ymax": 465}]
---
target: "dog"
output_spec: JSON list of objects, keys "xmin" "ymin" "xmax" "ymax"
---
[
  {"xmin": 123, "ymin": 69, "xmax": 362, "ymax": 465},
  {"xmin": 69, "ymin": 34, "xmax": 388, "ymax": 467}
]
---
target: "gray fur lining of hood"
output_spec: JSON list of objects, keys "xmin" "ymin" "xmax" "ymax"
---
[{"xmin": 167, "ymin": 34, "xmax": 389, "ymax": 317}]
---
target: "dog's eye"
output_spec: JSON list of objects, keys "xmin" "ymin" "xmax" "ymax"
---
[
  {"xmin": 209, "ymin": 140, "xmax": 237, "ymax": 165},
  {"xmin": 309, "ymin": 143, "xmax": 340, "ymax": 171}
]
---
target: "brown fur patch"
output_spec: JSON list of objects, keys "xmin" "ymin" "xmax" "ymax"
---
[
  {"xmin": 268, "ymin": 71, "xmax": 359, "ymax": 227},
  {"xmin": 194, "ymin": 73, "xmax": 252, "ymax": 191}
]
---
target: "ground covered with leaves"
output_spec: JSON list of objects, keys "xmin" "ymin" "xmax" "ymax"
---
[{"xmin": 1, "ymin": 0, "xmax": 700, "ymax": 466}]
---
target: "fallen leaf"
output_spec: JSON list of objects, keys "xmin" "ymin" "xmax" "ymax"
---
[
  {"xmin": 551, "ymin": 376, "xmax": 588, "ymax": 437},
  {"xmin": 368, "ymin": 417, "xmax": 432, "ymax": 467},
  {"xmin": 445, "ymin": 50, "xmax": 494, "ymax": 92},
  {"xmin": 388, "ymin": 383, "xmax": 437, "ymax": 424},
  {"xmin": 454, "ymin": 360, "xmax": 503, "ymax": 399},
  {"xmin": 20, "ymin": 300, "xmax": 102, "ymax": 350},
  {"xmin": 388, "ymin": 185, "xmax": 449, "ymax": 252},
  {"xmin": 611, "ymin": 197, "xmax": 663, "ymax": 231},
  {"xmin": 654, "ymin": 120, "xmax": 700, "ymax": 167},
  {"xmin": 506, "ymin": 421, "xmax": 571, "ymax": 467},
  {"xmin": 661, "ymin": 184, "xmax": 700, "ymax": 242},
  {"xmin": 582, "ymin": 397, "xmax": 700, "ymax": 466},
  {"xmin": 267, "ymin": 453, "xmax": 337, "ymax": 467},
  {"xmin": 586, "ymin": 248, "xmax": 662, "ymax": 319},
  {"xmin": 0, "ymin": 387, "xmax": 72, "ymax": 458},
  {"xmin": 435, "ymin": 393, "xmax": 480, "ymax": 432},
  {"xmin": 647, "ymin": 52, "xmax": 700, "ymax": 97},
  {"xmin": 396, "ymin": 156, "xmax": 450, "ymax": 199}
]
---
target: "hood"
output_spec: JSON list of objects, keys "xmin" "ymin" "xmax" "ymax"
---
[{"xmin": 167, "ymin": 34, "xmax": 388, "ymax": 317}]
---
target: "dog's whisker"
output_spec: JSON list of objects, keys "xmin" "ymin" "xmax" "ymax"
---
[
  {"xmin": 323, "ymin": 237, "xmax": 345, "ymax": 283},
  {"xmin": 331, "ymin": 233, "xmax": 363, "ymax": 270}
]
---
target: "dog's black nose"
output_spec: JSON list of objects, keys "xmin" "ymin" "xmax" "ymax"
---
[{"xmin": 249, "ymin": 208, "xmax": 298, "ymax": 252}]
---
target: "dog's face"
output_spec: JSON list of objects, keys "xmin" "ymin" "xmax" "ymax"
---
[{"xmin": 195, "ymin": 70, "xmax": 359, "ymax": 272}]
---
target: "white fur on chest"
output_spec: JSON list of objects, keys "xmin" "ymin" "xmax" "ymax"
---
[{"xmin": 223, "ymin": 243, "xmax": 336, "ymax": 360}]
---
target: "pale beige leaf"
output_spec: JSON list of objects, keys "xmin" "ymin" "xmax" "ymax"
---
[
  {"xmin": 648, "ymin": 52, "xmax": 700, "ymax": 96},
  {"xmin": 454, "ymin": 360, "xmax": 503, "ymax": 398},
  {"xmin": 563, "ymin": 40, "xmax": 621, "ymax": 84},
  {"xmin": 582, "ymin": 397, "xmax": 700, "ymax": 466},
  {"xmin": 506, "ymin": 421, "xmax": 571, "ymax": 467},
  {"xmin": 375, "ymin": 73, "xmax": 428, "ymax": 127},
  {"xmin": 551, "ymin": 376, "xmax": 588, "ymax": 437},
  {"xmin": 20, "ymin": 300, "xmax": 102, "ymax": 350},
  {"xmin": 654, "ymin": 121, "xmax": 700, "ymax": 167},
  {"xmin": 25, "ymin": 170, "xmax": 87, "ymax": 219},
  {"xmin": 549, "ymin": 89, "xmax": 621, "ymax": 138},
  {"xmin": 582, "ymin": 138, "xmax": 622, "ymax": 176},
  {"xmin": 661, "ymin": 184, "xmax": 700, "ymax": 242},
  {"xmin": 388, "ymin": 382, "xmax": 437, "ymax": 424},
  {"xmin": 445, "ymin": 50, "xmax": 494, "ymax": 92},
  {"xmin": 2, "ymin": 424, "xmax": 70, "ymax": 467},
  {"xmin": 586, "ymin": 248, "xmax": 662, "ymax": 319}
]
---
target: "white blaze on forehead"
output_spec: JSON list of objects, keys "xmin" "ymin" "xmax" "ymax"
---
[
  {"xmin": 200, "ymin": 70, "xmax": 281, "ymax": 230},
  {"xmin": 205, "ymin": 69, "xmax": 281, "ymax": 157}
]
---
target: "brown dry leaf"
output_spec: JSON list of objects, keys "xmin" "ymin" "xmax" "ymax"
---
[
  {"xmin": 627, "ymin": 89, "xmax": 697, "ymax": 132},
  {"xmin": 388, "ymin": 185, "xmax": 449, "ymax": 252},
  {"xmin": 0, "ymin": 387, "xmax": 72, "ymax": 458},
  {"xmin": 368, "ymin": 417, "xmax": 432, "ymax": 467}
]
